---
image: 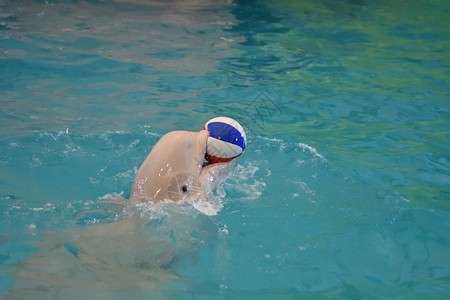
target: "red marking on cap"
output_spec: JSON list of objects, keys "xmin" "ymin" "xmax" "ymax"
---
[{"xmin": 205, "ymin": 152, "xmax": 242, "ymax": 163}]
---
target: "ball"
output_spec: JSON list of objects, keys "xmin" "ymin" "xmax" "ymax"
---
[{"xmin": 203, "ymin": 117, "xmax": 247, "ymax": 163}]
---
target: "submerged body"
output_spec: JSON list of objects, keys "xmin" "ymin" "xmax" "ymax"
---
[{"xmin": 7, "ymin": 130, "xmax": 234, "ymax": 296}]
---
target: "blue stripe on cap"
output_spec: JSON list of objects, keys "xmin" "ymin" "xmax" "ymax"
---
[{"xmin": 207, "ymin": 122, "xmax": 246, "ymax": 150}]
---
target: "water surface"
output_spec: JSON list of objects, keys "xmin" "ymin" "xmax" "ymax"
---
[{"xmin": 0, "ymin": 0, "xmax": 449, "ymax": 298}]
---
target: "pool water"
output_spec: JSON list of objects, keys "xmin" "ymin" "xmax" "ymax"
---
[{"xmin": 1, "ymin": 0, "xmax": 449, "ymax": 298}]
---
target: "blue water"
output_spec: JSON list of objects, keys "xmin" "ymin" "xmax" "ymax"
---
[{"xmin": 1, "ymin": 0, "xmax": 449, "ymax": 298}]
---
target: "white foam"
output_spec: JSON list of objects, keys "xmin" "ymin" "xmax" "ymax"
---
[
  {"xmin": 113, "ymin": 168, "xmax": 136, "ymax": 180},
  {"xmin": 260, "ymin": 136, "xmax": 284, "ymax": 143},
  {"xmin": 258, "ymin": 137, "xmax": 326, "ymax": 162},
  {"xmin": 297, "ymin": 142, "xmax": 327, "ymax": 161},
  {"xmin": 98, "ymin": 192, "xmax": 125, "ymax": 203},
  {"xmin": 225, "ymin": 162, "xmax": 267, "ymax": 201},
  {"xmin": 188, "ymin": 195, "xmax": 224, "ymax": 216}
]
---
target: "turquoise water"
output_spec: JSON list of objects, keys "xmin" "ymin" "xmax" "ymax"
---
[{"xmin": 1, "ymin": 0, "xmax": 449, "ymax": 298}]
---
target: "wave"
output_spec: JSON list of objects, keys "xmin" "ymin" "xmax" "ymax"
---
[{"xmin": 1, "ymin": 131, "xmax": 330, "ymax": 223}]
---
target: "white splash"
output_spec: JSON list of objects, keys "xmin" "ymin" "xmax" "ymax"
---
[
  {"xmin": 297, "ymin": 142, "xmax": 327, "ymax": 161},
  {"xmin": 224, "ymin": 162, "xmax": 267, "ymax": 201}
]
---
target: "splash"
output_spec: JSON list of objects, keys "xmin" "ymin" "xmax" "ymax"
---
[
  {"xmin": 222, "ymin": 161, "xmax": 267, "ymax": 201},
  {"xmin": 297, "ymin": 142, "xmax": 327, "ymax": 162}
]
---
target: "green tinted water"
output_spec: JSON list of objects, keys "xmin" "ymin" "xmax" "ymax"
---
[{"xmin": 218, "ymin": 0, "xmax": 449, "ymax": 209}]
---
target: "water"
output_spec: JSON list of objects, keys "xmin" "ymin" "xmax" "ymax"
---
[{"xmin": 1, "ymin": 0, "xmax": 449, "ymax": 298}]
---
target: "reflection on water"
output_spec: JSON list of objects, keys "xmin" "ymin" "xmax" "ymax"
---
[{"xmin": 0, "ymin": 0, "xmax": 240, "ymax": 134}]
